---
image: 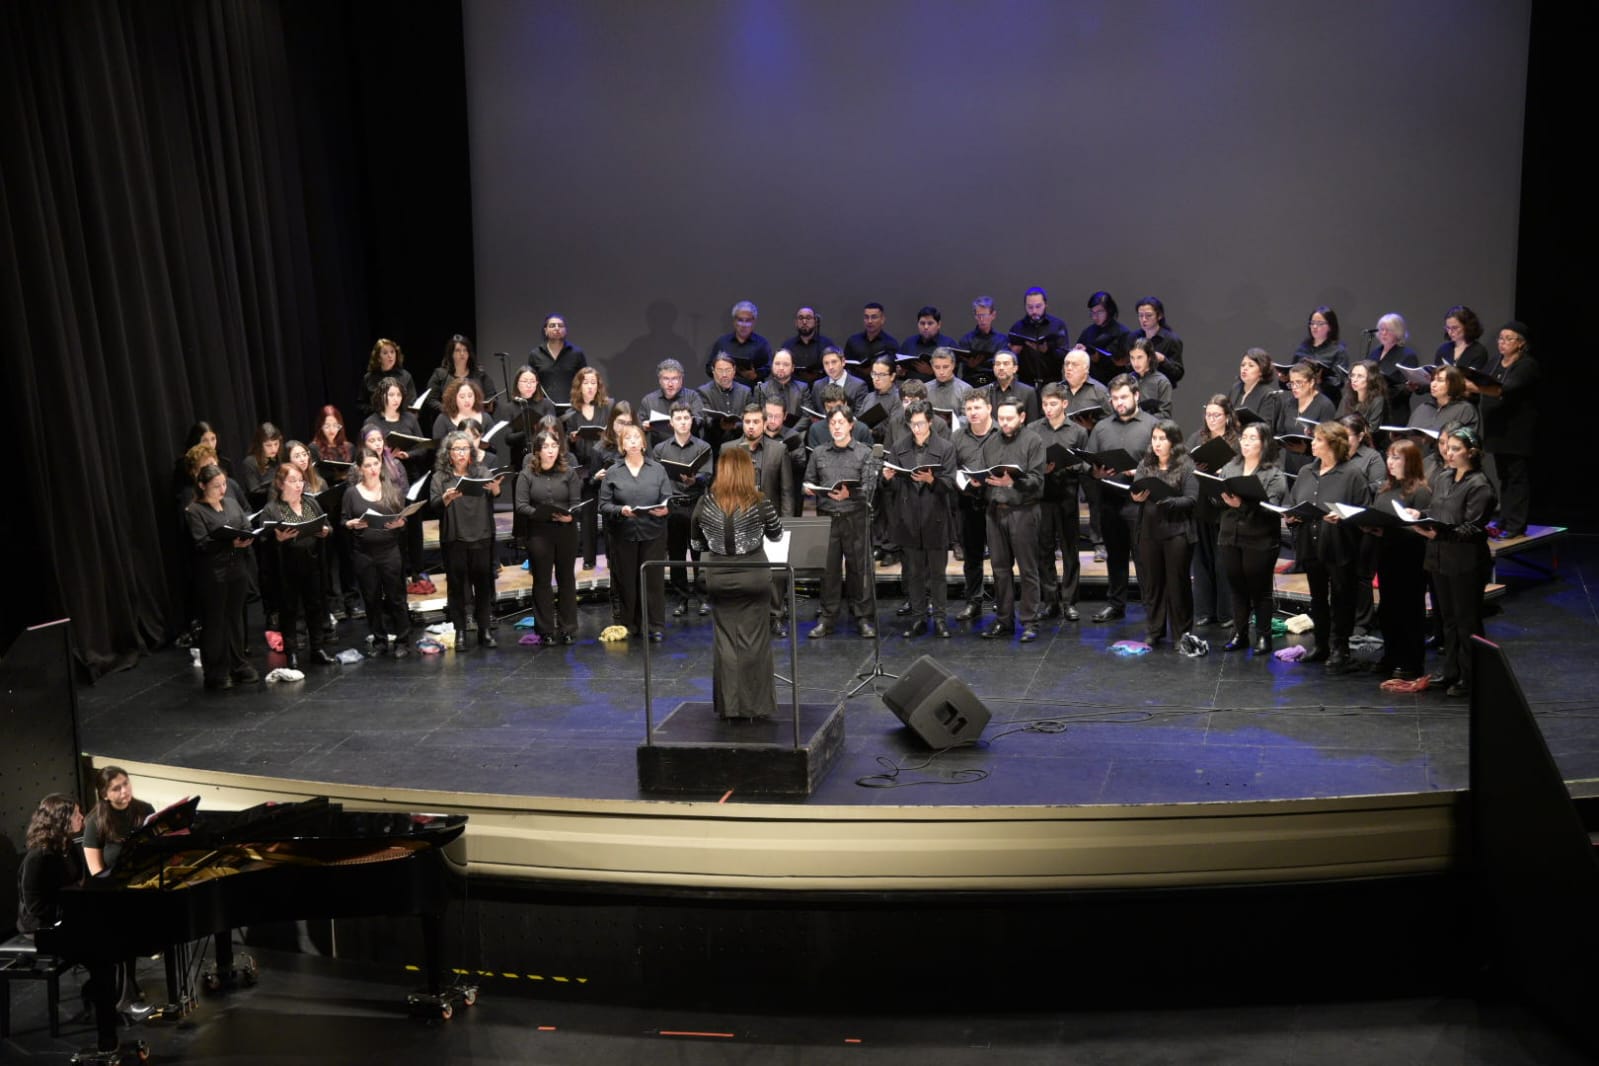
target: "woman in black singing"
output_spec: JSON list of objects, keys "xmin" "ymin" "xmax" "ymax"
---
[
  {"xmin": 514, "ymin": 429, "xmax": 584, "ymax": 644},
  {"xmin": 1216, "ymin": 422, "xmax": 1288, "ymax": 653},
  {"xmin": 430, "ymin": 430, "xmax": 504, "ymax": 649},
  {"xmin": 184, "ymin": 463, "xmax": 259, "ymax": 689},
  {"xmin": 691, "ymin": 446, "xmax": 784, "ymax": 718},
  {"xmin": 342, "ymin": 447, "xmax": 413, "ymax": 657},
  {"xmin": 262, "ymin": 462, "xmax": 337, "ymax": 668}
]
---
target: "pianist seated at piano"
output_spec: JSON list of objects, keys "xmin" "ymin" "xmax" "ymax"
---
[
  {"xmin": 16, "ymin": 793, "xmax": 84, "ymax": 939},
  {"xmin": 83, "ymin": 766, "xmax": 156, "ymax": 877}
]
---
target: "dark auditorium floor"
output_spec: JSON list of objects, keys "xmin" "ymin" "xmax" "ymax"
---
[
  {"xmin": 4, "ymin": 945, "xmax": 1594, "ymax": 1065},
  {"xmin": 74, "ymin": 535, "xmax": 1599, "ymax": 806}
]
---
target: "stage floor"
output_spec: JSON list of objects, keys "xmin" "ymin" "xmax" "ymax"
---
[{"xmin": 76, "ymin": 535, "xmax": 1599, "ymax": 808}]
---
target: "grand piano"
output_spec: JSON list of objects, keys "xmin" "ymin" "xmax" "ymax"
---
[{"xmin": 37, "ymin": 796, "xmax": 471, "ymax": 1064}]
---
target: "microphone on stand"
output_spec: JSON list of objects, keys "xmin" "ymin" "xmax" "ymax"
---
[{"xmin": 1360, "ymin": 328, "xmax": 1379, "ymax": 336}]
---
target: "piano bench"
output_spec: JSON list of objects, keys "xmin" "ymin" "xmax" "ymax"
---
[{"xmin": 0, "ymin": 934, "xmax": 74, "ymax": 1038}]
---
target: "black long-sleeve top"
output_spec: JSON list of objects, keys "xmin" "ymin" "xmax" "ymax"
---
[
  {"xmin": 17, "ymin": 846, "xmax": 84, "ymax": 933},
  {"xmin": 1134, "ymin": 459, "xmax": 1200, "ymax": 544},
  {"xmin": 1293, "ymin": 339, "xmax": 1350, "ymax": 396},
  {"xmin": 989, "ymin": 380, "xmax": 1042, "ymax": 424},
  {"xmin": 777, "ymin": 333, "xmax": 836, "ymax": 374},
  {"xmin": 696, "ymin": 380, "xmax": 754, "ymax": 423},
  {"xmin": 722, "ymin": 436, "xmax": 795, "ymax": 517},
  {"xmin": 953, "ymin": 425, "xmax": 995, "ymax": 507},
  {"xmin": 358, "ymin": 366, "xmax": 419, "ymax": 420},
  {"xmin": 705, "ymin": 332, "xmax": 772, "ymax": 380},
  {"xmin": 1407, "ymin": 397, "xmax": 1478, "ymax": 435},
  {"xmin": 364, "ymin": 410, "xmax": 425, "ymax": 444},
  {"xmin": 261, "ymin": 495, "xmax": 328, "ymax": 557},
  {"xmin": 1228, "ymin": 380, "xmax": 1280, "ymax": 425},
  {"xmin": 1374, "ymin": 345, "xmax": 1419, "ymax": 410},
  {"xmin": 600, "ymin": 458, "xmax": 673, "ymax": 542},
  {"xmin": 529, "ymin": 343, "xmax": 588, "ymax": 405},
  {"xmin": 342, "ymin": 481, "xmax": 407, "ymax": 551},
  {"xmin": 1214, "ymin": 458, "xmax": 1288, "ymax": 550},
  {"xmin": 652, "ymin": 436, "xmax": 713, "ymax": 507},
  {"xmin": 1274, "ymin": 392, "xmax": 1336, "ymax": 438},
  {"xmin": 1369, "ymin": 482, "xmax": 1432, "ymax": 566},
  {"xmin": 979, "ymin": 427, "xmax": 1045, "ymax": 508},
  {"xmin": 844, "ymin": 330, "xmax": 897, "ymax": 368},
  {"xmin": 430, "ymin": 461, "xmax": 498, "ymax": 544},
  {"xmin": 885, "ymin": 433, "xmax": 957, "ymax": 548},
  {"xmin": 1077, "ymin": 320, "xmax": 1132, "ymax": 367},
  {"xmin": 806, "ymin": 372, "xmax": 868, "ymax": 413},
  {"xmin": 421, "ymin": 366, "xmax": 495, "ymax": 423},
  {"xmin": 804, "ymin": 439, "xmax": 878, "ymax": 516},
  {"xmin": 1480, "ymin": 355, "xmax": 1539, "ymax": 454},
  {"xmin": 1132, "ymin": 369, "xmax": 1173, "ymax": 420},
  {"xmin": 1288, "ymin": 459, "xmax": 1371, "ymax": 567},
  {"xmin": 184, "ymin": 496, "xmax": 254, "ymax": 570},
  {"xmin": 514, "ymin": 463, "xmax": 584, "ymax": 528},
  {"xmin": 1423, "ymin": 468, "xmax": 1497, "ymax": 576},
  {"xmin": 1128, "ymin": 327, "xmax": 1184, "ymax": 385},
  {"xmin": 690, "ymin": 494, "xmax": 783, "ymax": 557},
  {"xmin": 1087, "ymin": 410, "xmax": 1158, "ymax": 499},
  {"xmin": 895, "ymin": 333, "xmax": 957, "ymax": 381},
  {"xmin": 236, "ymin": 457, "xmax": 277, "ymax": 509},
  {"xmin": 1028, "ymin": 416, "xmax": 1088, "ymax": 501},
  {"xmin": 1434, "ymin": 340, "xmax": 1491, "ymax": 374}
]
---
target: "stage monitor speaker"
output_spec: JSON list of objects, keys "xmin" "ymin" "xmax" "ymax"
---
[{"xmin": 881, "ymin": 655, "xmax": 990, "ymax": 748}]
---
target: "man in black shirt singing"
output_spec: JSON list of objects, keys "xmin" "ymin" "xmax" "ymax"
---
[
  {"xmin": 957, "ymin": 295, "xmax": 1009, "ymax": 387},
  {"xmin": 804, "ymin": 408, "xmax": 879, "ymax": 639},
  {"xmin": 1008, "ymin": 286, "xmax": 1070, "ymax": 387},
  {"xmin": 777, "ymin": 306, "xmax": 835, "ymax": 380},
  {"xmin": 705, "ymin": 299, "xmax": 772, "ymax": 383},
  {"xmin": 897, "ymin": 305, "xmax": 956, "ymax": 381},
  {"xmin": 980, "ymin": 398, "xmax": 1046, "ymax": 641},
  {"xmin": 1087, "ymin": 374, "xmax": 1156, "ymax": 621},
  {"xmin": 844, "ymin": 302, "xmax": 897, "ymax": 370}
]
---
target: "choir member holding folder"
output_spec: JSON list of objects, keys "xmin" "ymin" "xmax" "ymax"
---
[
  {"xmin": 565, "ymin": 368, "xmax": 613, "ymax": 571},
  {"xmin": 262, "ymin": 462, "xmax": 336, "ymax": 669},
  {"xmin": 515, "ymin": 430, "xmax": 584, "ymax": 645},
  {"xmin": 1130, "ymin": 421, "xmax": 1199, "ymax": 646},
  {"xmin": 1274, "ymin": 362, "xmax": 1336, "ymax": 474},
  {"xmin": 342, "ymin": 448, "xmax": 413, "ymax": 657},
  {"xmin": 357, "ymin": 338, "xmax": 417, "ymax": 421},
  {"xmin": 430, "ymin": 430, "xmax": 504, "ymax": 649},
  {"xmin": 502, "ymin": 365, "xmax": 557, "ymax": 472},
  {"xmin": 600, "ymin": 424, "xmax": 672, "ymax": 641},
  {"xmin": 1283, "ymin": 422, "xmax": 1370, "ymax": 672},
  {"xmin": 185, "ymin": 463, "xmax": 258, "ymax": 689},
  {"xmin": 1214, "ymin": 422, "xmax": 1288, "ymax": 653},
  {"xmin": 422, "ymin": 334, "xmax": 495, "ymax": 426},
  {"xmin": 1366, "ymin": 439, "xmax": 1432, "ymax": 681},
  {"xmin": 1187, "ymin": 396, "xmax": 1240, "ymax": 629},
  {"xmin": 1410, "ymin": 426, "xmax": 1498, "ymax": 698},
  {"xmin": 357, "ymin": 422, "xmax": 426, "ymax": 594},
  {"xmin": 364, "ymin": 376, "xmax": 428, "ymax": 463},
  {"xmin": 882, "ymin": 400, "xmax": 957, "ymax": 637},
  {"xmin": 1228, "ymin": 348, "xmax": 1280, "ymax": 425}
]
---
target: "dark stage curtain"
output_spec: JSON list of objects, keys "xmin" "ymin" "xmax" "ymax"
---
[{"xmin": 0, "ymin": 1, "xmax": 474, "ymax": 676}]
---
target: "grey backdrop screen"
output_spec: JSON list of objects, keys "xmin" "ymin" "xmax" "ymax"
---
[{"xmin": 464, "ymin": 0, "xmax": 1529, "ymax": 410}]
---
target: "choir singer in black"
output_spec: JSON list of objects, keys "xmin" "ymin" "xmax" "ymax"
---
[
  {"xmin": 980, "ymin": 398, "xmax": 1047, "ymax": 642},
  {"xmin": 804, "ymin": 407, "xmax": 879, "ymax": 639},
  {"xmin": 882, "ymin": 400, "xmax": 957, "ymax": 638}
]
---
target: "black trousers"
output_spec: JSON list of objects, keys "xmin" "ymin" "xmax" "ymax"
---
[
  {"xmin": 820, "ymin": 508, "xmax": 872, "ymax": 623},
  {"xmin": 197, "ymin": 557, "xmax": 249, "ymax": 682},
  {"xmin": 1084, "ymin": 478, "xmax": 1104, "ymax": 548},
  {"xmin": 1220, "ymin": 543, "xmax": 1277, "ymax": 643},
  {"xmin": 1191, "ymin": 520, "xmax": 1224, "ymax": 621},
  {"xmin": 577, "ymin": 477, "xmax": 601, "ymax": 568},
  {"xmin": 1138, "ymin": 531, "xmax": 1194, "ymax": 641},
  {"xmin": 665, "ymin": 504, "xmax": 701, "ymax": 601},
  {"xmin": 901, "ymin": 545, "xmax": 949, "ymax": 617},
  {"xmin": 444, "ymin": 537, "xmax": 495, "ymax": 634},
  {"xmin": 958, "ymin": 497, "xmax": 988, "ymax": 605},
  {"xmin": 609, "ymin": 534, "xmax": 667, "ymax": 632},
  {"xmin": 1492, "ymin": 451, "xmax": 1531, "ymax": 536},
  {"xmin": 1038, "ymin": 494, "xmax": 1081, "ymax": 607},
  {"xmin": 1432, "ymin": 564, "xmax": 1488, "ymax": 687},
  {"xmin": 277, "ymin": 545, "xmax": 327, "ymax": 653},
  {"xmin": 527, "ymin": 522, "xmax": 578, "ymax": 633},
  {"xmin": 1375, "ymin": 540, "xmax": 1427, "ymax": 675},
  {"xmin": 353, "ymin": 543, "xmax": 411, "ymax": 645},
  {"xmin": 1101, "ymin": 500, "xmax": 1139, "ymax": 610},
  {"xmin": 987, "ymin": 504, "xmax": 1040, "ymax": 626},
  {"xmin": 1353, "ymin": 530, "xmax": 1379, "ymax": 631},
  {"xmin": 1304, "ymin": 560, "xmax": 1355, "ymax": 655}
]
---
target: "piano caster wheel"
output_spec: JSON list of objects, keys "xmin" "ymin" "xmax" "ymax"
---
[
  {"xmin": 68, "ymin": 1040, "xmax": 149, "ymax": 1065},
  {"xmin": 203, "ymin": 955, "xmax": 258, "ymax": 994},
  {"xmin": 462, "ymin": 986, "xmax": 478, "ymax": 1007},
  {"xmin": 439, "ymin": 1003, "xmax": 454, "ymax": 1021}
]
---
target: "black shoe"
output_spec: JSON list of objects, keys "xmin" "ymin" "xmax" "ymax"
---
[
  {"xmin": 346, "ymin": 602, "xmax": 366, "ymax": 620},
  {"xmin": 1223, "ymin": 635, "xmax": 1247, "ymax": 652},
  {"xmin": 933, "ymin": 620, "xmax": 951, "ymax": 638},
  {"xmin": 1019, "ymin": 626, "xmax": 1039, "ymax": 643},
  {"xmin": 286, "ymin": 652, "xmax": 301, "ymax": 670},
  {"xmin": 231, "ymin": 666, "xmax": 260, "ymax": 684},
  {"xmin": 1253, "ymin": 636, "xmax": 1271, "ymax": 655},
  {"xmin": 1092, "ymin": 607, "xmax": 1125, "ymax": 622},
  {"xmin": 1426, "ymin": 672, "xmax": 1448, "ymax": 685},
  {"xmin": 1193, "ymin": 616, "xmax": 1217, "ymax": 628},
  {"xmin": 809, "ymin": 622, "xmax": 833, "ymax": 639},
  {"xmin": 771, "ymin": 620, "xmax": 788, "ymax": 638},
  {"xmin": 1445, "ymin": 682, "xmax": 1469, "ymax": 698},
  {"xmin": 1064, "ymin": 605, "xmax": 1079, "ymax": 622},
  {"xmin": 392, "ymin": 643, "xmax": 410, "ymax": 658},
  {"xmin": 1391, "ymin": 667, "xmax": 1417, "ymax": 681},
  {"xmin": 1145, "ymin": 634, "xmax": 1165, "ymax": 648},
  {"xmin": 559, "ymin": 630, "xmax": 575, "ymax": 645},
  {"xmin": 479, "ymin": 633, "xmax": 497, "ymax": 649},
  {"xmin": 955, "ymin": 602, "xmax": 981, "ymax": 622},
  {"xmin": 858, "ymin": 622, "xmax": 876, "ymax": 639},
  {"xmin": 1325, "ymin": 652, "xmax": 1353, "ymax": 673},
  {"xmin": 1037, "ymin": 603, "xmax": 1061, "ymax": 620},
  {"xmin": 311, "ymin": 648, "xmax": 338, "ymax": 665},
  {"xmin": 981, "ymin": 622, "xmax": 1011, "ymax": 640},
  {"xmin": 1301, "ymin": 646, "xmax": 1329, "ymax": 663},
  {"xmin": 204, "ymin": 676, "xmax": 233, "ymax": 691},
  {"xmin": 895, "ymin": 602, "xmax": 914, "ymax": 617},
  {"xmin": 902, "ymin": 619, "xmax": 928, "ymax": 638},
  {"xmin": 699, "ymin": 602, "xmax": 710, "ymax": 616},
  {"xmin": 672, "ymin": 601, "xmax": 688, "ymax": 617},
  {"xmin": 1092, "ymin": 547, "xmax": 1107, "ymax": 562},
  {"xmin": 649, "ymin": 630, "xmax": 665, "ymax": 643}
]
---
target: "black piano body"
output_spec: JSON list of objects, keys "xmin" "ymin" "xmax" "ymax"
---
[{"xmin": 38, "ymin": 797, "xmax": 469, "ymax": 1058}]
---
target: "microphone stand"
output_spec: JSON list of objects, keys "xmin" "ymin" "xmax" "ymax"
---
[{"xmin": 846, "ymin": 445, "xmax": 898, "ymax": 698}]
